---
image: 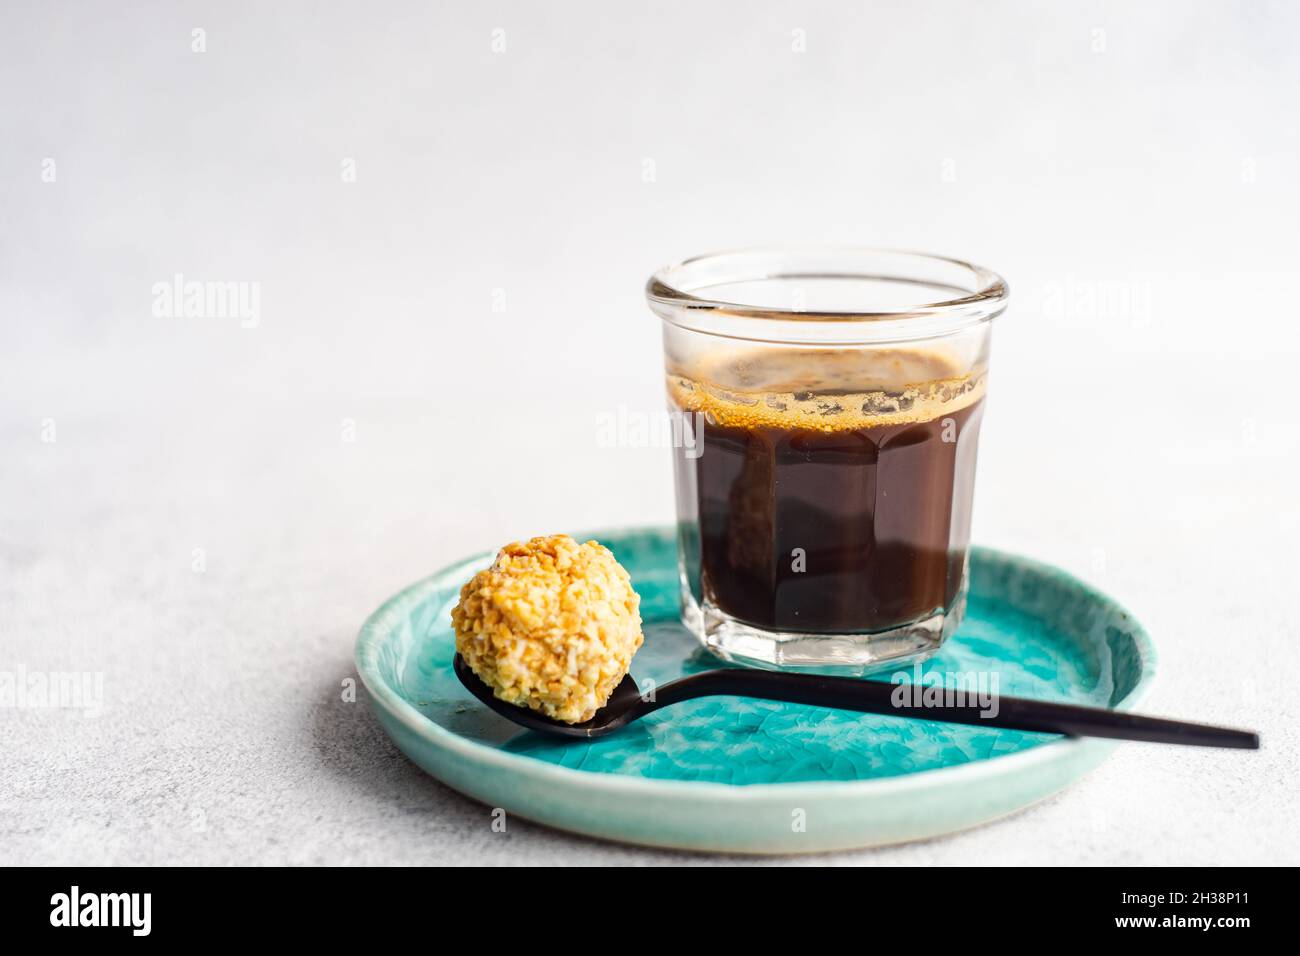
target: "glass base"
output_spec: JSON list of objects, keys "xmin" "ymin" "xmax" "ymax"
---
[{"xmin": 679, "ymin": 582, "xmax": 967, "ymax": 677}]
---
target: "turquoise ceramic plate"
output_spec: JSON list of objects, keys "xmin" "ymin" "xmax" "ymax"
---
[{"xmin": 356, "ymin": 527, "xmax": 1155, "ymax": 854}]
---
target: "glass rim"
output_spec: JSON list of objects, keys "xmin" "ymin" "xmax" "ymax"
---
[{"xmin": 645, "ymin": 246, "xmax": 1008, "ymax": 343}]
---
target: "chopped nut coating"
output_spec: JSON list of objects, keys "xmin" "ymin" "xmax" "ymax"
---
[{"xmin": 451, "ymin": 534, "xmax": 644, "ymax": 724}]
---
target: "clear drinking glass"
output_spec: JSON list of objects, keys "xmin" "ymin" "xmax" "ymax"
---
[{"xmin": 646, "ymin": 248, "xmax": 1008, "ymax": 674}]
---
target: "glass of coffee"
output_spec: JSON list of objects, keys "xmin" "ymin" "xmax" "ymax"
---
[{"xmin": 646, "ymin": 249, "xmax": 1008, "ymax": 673}]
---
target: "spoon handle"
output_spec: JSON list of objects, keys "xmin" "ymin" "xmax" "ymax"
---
[{"xmin": 652, "ymin": 669, "xmax": 1259, "ymax": 749}]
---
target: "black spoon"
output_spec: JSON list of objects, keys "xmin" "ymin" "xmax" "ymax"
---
[{"xmin": 453, "ymin": 654, "xmax": 1259, "ymax": 748}]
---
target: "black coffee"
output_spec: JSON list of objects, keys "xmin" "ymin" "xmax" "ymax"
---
[{"xmin": 670, "ymin": 348, "xmax": 984, "ymax": 633}]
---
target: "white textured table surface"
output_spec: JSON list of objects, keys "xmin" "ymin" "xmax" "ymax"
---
[{"xmin": 3, "ymin": 1, "xmax": 1297, "ymax": 865}]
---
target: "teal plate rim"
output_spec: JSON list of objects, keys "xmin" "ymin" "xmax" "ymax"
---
[{"xmin": 355, "ymin": 527, "xmax": 1158, "ymax": 806}]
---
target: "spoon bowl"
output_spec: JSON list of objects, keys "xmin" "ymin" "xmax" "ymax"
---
[{"xmin": 454, "ymin": 655, "xmax": 645, "ymax": 739}]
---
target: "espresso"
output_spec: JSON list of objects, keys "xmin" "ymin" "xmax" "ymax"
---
[{"xmin": 669, "ymin": 348, "xmax": 985, "ymax": 634}]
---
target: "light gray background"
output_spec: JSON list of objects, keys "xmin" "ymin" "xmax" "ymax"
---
[{"xmin": 2, "ymin": 0, "xmax": 1297, "ymax": 865}]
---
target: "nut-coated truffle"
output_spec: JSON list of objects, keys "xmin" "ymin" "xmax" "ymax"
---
[{"xmin": 451, "ymin": 534, "xmax": 643, "ymax": 724}]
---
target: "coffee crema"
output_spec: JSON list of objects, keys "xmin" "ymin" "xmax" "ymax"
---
[{"xmin": 669, "ymin": 347, "xmax": 985, "ymax": 635}]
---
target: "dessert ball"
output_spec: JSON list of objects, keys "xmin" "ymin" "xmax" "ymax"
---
[{"xmin": 451, "ymin": 534, "xmax": 643, "ymax": 724}]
